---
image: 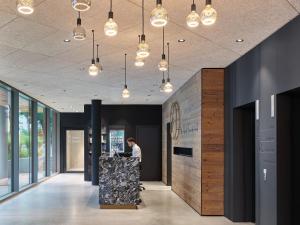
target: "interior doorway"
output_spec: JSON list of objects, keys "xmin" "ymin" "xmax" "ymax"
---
[
  {"xmin": 233, "ymin": 102, "xmax": 256, "ymax": 223},
  {"xmin": 166, "ymin": 123, "xmax": 172, "ymax": 186},
  {"xmin": 66, "ymin": 130, "xmax": 84, "ymax": 172},
  {"xmin": 277, "ymin": 88, "xmax": 300, "ymax": 225}
]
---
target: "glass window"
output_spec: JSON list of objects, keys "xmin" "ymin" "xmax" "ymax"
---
[
  {"xmin": 50, "ymin": 110, "xmax": 57, "ymax": 174},
  {"xmin": 19, "ymin": 95, "xmax": 32, "ymax": 188},
  {"xmin": 37, "ymin": 104, "xmax": 46, "ymax": 180},
  {"xmin": 0, "ymin": 85, "xmax": 12, "ymax": 198}
]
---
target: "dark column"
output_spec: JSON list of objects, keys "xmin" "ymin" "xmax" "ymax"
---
[
  {"xmin": 32, "ymin": 101, "xmax": 38, "ymax": 183},
  {"xmin": 46, "ymin": 108, "xmax": 51, "ymax": 176},
  {"xmin": 11, "ymin": 90, "xmax": 19, "ymax": 192},
  {"xmin": 84, "ymin": 104, "xmax": 91, "ymax": 181},
  {"xmin": 91, "ymin": 100, "xmax": 101, "ymax": 185}
]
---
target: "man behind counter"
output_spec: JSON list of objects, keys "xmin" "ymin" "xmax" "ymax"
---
[{"xmin": 127, "ymin": 137, "xmax": 142, "ymax": 166}]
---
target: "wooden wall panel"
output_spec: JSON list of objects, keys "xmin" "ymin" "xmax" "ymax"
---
[{"xmin": 201, "ymin": 68, "xmax": 224, "ymax": 215}]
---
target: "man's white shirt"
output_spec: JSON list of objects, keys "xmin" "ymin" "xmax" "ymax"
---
[{"xmin": 132, "ymin": 143, "xmax": 142, "ymax": 162}]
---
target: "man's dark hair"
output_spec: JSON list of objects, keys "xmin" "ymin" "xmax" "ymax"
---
[{"xmin": 127, "ymin": 137, "xmax": 136, "ymax": 143}]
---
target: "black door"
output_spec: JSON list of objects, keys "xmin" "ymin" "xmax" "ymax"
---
[
  {"xmin": 167, "ymin": 123, "xmax": 172, "ymax": 186},
  {"xmin": 230, "ymin": 102, "xmax": 256, "ymax": 222},
  {"xmin": 136, "ymin": 126, "xmax": 161, "ymax": 181}
]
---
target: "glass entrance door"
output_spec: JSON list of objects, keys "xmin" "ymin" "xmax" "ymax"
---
[{"xmin": 66, "ymin": 130, "xmax": 84, "ymax": 172}]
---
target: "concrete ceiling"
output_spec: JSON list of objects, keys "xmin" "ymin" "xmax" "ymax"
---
[{"xmin": 0, "ymin": 0, "xmax": 298, "ymax": 112}]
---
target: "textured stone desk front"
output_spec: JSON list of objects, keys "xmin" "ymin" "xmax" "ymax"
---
[{"xmin": 99, "ymin": 156, "xmax": 140, "ymax": 208}]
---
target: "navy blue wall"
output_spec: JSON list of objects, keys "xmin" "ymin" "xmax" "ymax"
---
[{"xmin": 225, "ymin": 15, "xmax": 300, "ymax": 225}]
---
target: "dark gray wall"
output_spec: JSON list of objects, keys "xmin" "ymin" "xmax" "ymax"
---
[
  {"xmin": 60, "ymin": 105, "xmax": 162, "ymax": 181},
  {"xmin": 225, "ymin": 15, "xmax": 300, "ymax": 225}
]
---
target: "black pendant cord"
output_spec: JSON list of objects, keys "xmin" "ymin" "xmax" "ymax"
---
[
  {"xmin": 96, "ymin": 44, "xmax": 99, "ymax": 60},
  {"xmin": 138, "ymin": 35, "xmax": 141, "ymax": 43},
  {"xmin": 162, "ymin": 27, "xmax": 165, "ymax": 55},
  {"xmin": 142, "ymin": 0, "xmax": 144, "ymax": 35},
  {"xmin": 110, "ymin": 0, "xmax": 112, "ymax": 11},
  {"xmin": 167, "ymin": 42, "xmax": 170, "ymax": 79},
  {"xmin": 124, "ymin": 53, "xmax": 127, "ymax": 86},
  {"xmin": 92, "ymin": 30, "xmax": 95, "ymax": 61},
  {"xmin": 162, "ymin": 71, "xmax": 165, "ymax": 80}
]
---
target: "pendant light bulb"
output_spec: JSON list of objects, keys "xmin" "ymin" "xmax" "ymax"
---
[
  {"xmin": 158, "ymin": 27, "xmax": 168, "ymax": 71},
  {"xmin": 17, "ymin": 0, "xmax": 34, "ymax": 15},
  {"xmin": 150, "ymin": 0, "xmax": 168, "ymax": 27},
  {"xmin": 104, "ymin": 1, "xmax": 118, "ymax": 37},
  {"xmin": 160, "ymin": 74, "xmax": 166, "ymax": 92},
  {"xmin": 137, "ymin": 0, "xmax": 150, "ymax": 58},
  {"xmin": 96, "ymin": 44, "xmax": 103, "ymax": 73},
  {"xmin": 122, "ymin": 53, "xmax": 130, "ymax": 99},
  {"xmin": 71, "ymin": 0, "xmax": 91, "ymax": 12},
  {"xmin": 73, "ymin": 12, "xmax": 86, "ymax": 40},
  {"xmin": 89, "ymin": 61, "xmax": 99, "ymax": 76},
  {"xmin": 164, "ymin": 42, "xmax": 173, "ymax": 93},
  {"xmin": 201, "ymin": 0, "xmax": 217, "ymax": 26},
  {"xmin": 158, "ymin": 56, "xmax": 168, "ymax": 72},
  {"xmin": 186, "ymin": 1, "xmax": 200, "ymax": 28},
  {"xmin": 122, "ymin": 85, "xmax": 130, "ymax": 98},
  {"xmin": 164, "ymin": 78, "xmax": 173, "ymax": 93},
  {"xmin": 135, "ymin": 56, "xmax": 145, "ymax": 67},
  {"xmin": 89, "ymin": 30, "xmax": 99, "ymax": 76}
]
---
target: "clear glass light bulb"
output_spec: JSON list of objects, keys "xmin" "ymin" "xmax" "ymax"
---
[
  {"xmin": 137, "ymin": 41, "xmax": 150, "ymax": 58},
  {"xmin": 73, "ymin": 25, "xmax": 86, "ymax": 40},
  {"xmin": 186, "ymin": 11, "xmax": 200, "ymax": 28},
  {"xmin": 17, "ymin": 0, "xmax": 34, "ymax": 15},
  {"xmin": 201, "ymin": 4, "xmax": 217, "ymax": 26},
  {"xmin": 89, "ymin": 63, "xmax": 99, "ymax": 76},
  {"xmin": 135, "ymin": 56, "xmax": 145, "ymax": 67},
  {"xmin": 104, "ymin": 18, "xmax": 118, "ymax": 37},
  {"xmin": 158, "ymin": 59, "xmax": 168, "ymax": 72},
  {"xmin": 160, "ymin": 80, "xmax": 166, "ymax": 92},
  {"xmin": 164, "ymin": 81, "xmax": 173, "ymax": 93},
  {"xmin": 71, "ymin": 0, "xmax": 91, "ymax": 12},
  {"xmin": 96, "ymin": 61, "xmax": 103, "ymax": 73},
  {"xmin": 122, "ymin": 87, "xmax": 130, "ymax": 98},
  {"xmin": 150, "ymin": 4, "xmax": 168, "ymax": 27}
]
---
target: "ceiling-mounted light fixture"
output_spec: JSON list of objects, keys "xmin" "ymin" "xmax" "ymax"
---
[
  {"xmin": 201, "ymin": 0, "xmax": 217, "ymax": 26},
  {"xmin": 150, "ymin": 0, "xmax": 168, "ymax": 28},
  {"xmin": 17, "ymin": 0, "xmax": 34, "ymax": 15},
  {"xmin": 164, "ymin": 42, "xmax": 173, "ymax": 93},
  {"xmin": 137, "ymin": 0, "xmax": 150, "ymax": 58},
  {"xmin": 73, "ymin": 12, "xmax": 86, "ymax": 40},
  {"xmin": 71, "ymin": 0, "xmax": 91, "ymax": 12},
  {"xmin": 122, "ymin": 53, "xmax": 130, "ymax": 99},
  {"xmin": 96, "ymin": 44, "xmax": 103, "ymax": 73},
  {"xmin": 104, "ymin": 0, "xmax": 118, "ymax": 37},
  {"xmin": 186, "ymin": 0, "xmax": 200, "ymax": 28},
  {"xmin": 160, "ymin": 72, "xmax": 166, "ymax": 92},
  {"xmin": 135, "ymin": 35, "xmax": 145, "ymax": 67},
  {"xmin": 88, "ymin": 30, "xmax": 99, "ymax": 76},
  {"xmin": 158, "ymin": 27, "xmax": 168, "ymax": 72}
]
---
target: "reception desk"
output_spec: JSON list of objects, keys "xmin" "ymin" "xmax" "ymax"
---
[{"xmin": 99, "ymin": 156, "xmax": 140, "ymax": 209}]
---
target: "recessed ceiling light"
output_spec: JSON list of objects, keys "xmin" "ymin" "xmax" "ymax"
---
[
  {"xmin": 236, "ymin": 39, "xmax": 244, "ymax": 43},
  {"xmin": 178, "ymin": 39, "xmax": 185, "ymax": 43},
  {"xmin": 64, "ymin": 39, "xmax": 71, "ymax": 42}
]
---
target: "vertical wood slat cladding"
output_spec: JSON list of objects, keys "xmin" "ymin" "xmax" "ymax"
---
[{"xmin": 201, "ymin": 68, "xmax": 224, "ymax": 215}]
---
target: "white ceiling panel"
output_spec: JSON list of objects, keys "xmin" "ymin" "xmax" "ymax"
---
[{"xmin": 0, "ymin": 0, "xmax": 298, "ymax": 112}]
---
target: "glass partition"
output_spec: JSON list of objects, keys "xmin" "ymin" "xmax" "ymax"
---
[
  {"xmin": 19, "ymin": 95, "xmax": 32, "ymax": 188},
  {"xmin": 0, "ymin": 84, "xmax": 12, "ymax": 198},
  {"xmin": 50, "ymin": 110, "xmax": 57, "ymax": 174},
  {"xmin": 37, "ymin": 104, "xmax": 46, "ymax": 180}
]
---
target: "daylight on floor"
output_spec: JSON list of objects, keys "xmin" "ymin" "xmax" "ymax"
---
[{"xmin": 0, "ymin": 1, "xmax": 299, "ymax": 225}]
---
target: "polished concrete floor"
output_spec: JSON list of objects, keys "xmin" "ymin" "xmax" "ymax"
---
[{"xmin": 0, "ymin": 174, "xmax": 253, "ymax": 225}]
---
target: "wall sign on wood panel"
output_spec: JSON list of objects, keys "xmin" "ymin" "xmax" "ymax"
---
[{"xmin": 201, "ymin": 68, "xmax": 224, "ymax": 216}]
